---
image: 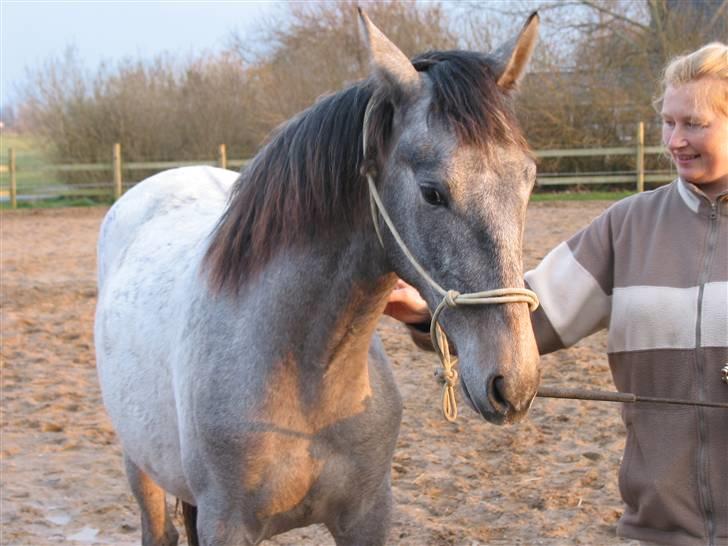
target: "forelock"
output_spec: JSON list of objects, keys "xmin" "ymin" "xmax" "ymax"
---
[{"xmin": 411, "ymin": 50, "xmax": 528, "ymax": 154}]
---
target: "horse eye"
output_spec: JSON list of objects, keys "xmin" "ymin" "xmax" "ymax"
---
[{"xmin": 420, "ymin": 186, "xmax": 447, "ymax": 207}]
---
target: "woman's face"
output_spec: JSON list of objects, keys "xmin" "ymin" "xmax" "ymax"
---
[{"xmin": 661, "ymin": 80, "xmax": 728, "ymax": 199}]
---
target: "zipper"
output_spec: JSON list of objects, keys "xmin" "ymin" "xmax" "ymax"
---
[{"xmin": 695, "ymin": 199, "xmax": 720, "ymax": 545}]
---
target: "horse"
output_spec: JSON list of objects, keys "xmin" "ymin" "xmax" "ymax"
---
[{"xmin": 94, "ymin": 10, "xmax": 540, "ymax": 546}]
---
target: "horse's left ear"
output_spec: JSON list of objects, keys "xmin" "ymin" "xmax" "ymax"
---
[
  {"xmin": 358, "ymin": 7, "xmax": 422, "ymax": 101},
  {"xmin": 492, "ymin": 12, "xmax": 539, "ymax": 91}
]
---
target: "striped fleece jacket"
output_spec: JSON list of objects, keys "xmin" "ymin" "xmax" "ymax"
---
[{"xmin": 524, "ymin": 178, "xmax": 728, "ymax": 546}]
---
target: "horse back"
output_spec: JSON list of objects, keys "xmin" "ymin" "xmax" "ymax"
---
[{"xmin": 97, "ymin": 166, "xmax": 237, "ymax": 288}]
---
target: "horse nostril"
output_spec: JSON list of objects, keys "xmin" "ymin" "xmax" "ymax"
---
[{"xmin": 489, "ymin": 375, "xmax": 510, "ymax": 414}]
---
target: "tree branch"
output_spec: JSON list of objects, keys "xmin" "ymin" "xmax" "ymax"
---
[
  {"xmin": 707, "ymin": 0, "xmax": 728, "ymax": 33},
  {"xmin": 647, "ymin": 0, "xmax": 669, "ymax": 61},
  {"xmin": 578, "ymin": 0, "xmax": 650, "ymax": 31}
]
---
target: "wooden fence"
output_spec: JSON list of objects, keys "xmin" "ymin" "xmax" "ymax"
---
[{"xmin": 1, "ymin": 122, "xmax": 676, "ymax": 208}]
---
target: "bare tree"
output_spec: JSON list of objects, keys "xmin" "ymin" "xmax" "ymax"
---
[
  {"xmin": 465, "ymin": 0, "xmax": 726, "ymax": 180},
  {"xmin": 513, "ymin": 0, "xmax": 727, "ymax": 144},
  {"xmin": 22, "ymin": 49, "xmax": 258, "ymax": 178},
  {"xmin": 21, "ymin": 1, "xmax": 456, "ymax": 174},
  {"xmin": 20, "ymin": 0, "xmax": 724, "ymax": 186},
  {"xmin": 229, "ymin": 0, "xmax": 456, "ymax": 129}
]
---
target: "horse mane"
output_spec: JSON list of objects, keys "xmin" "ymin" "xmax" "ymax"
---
[
  {"xmin": 204, "ymin": 50, "xmax": 528, "ymax": 293},
  {"xmin": 411, "ymin": 50, "xmax": 528, "ymax": 152}
]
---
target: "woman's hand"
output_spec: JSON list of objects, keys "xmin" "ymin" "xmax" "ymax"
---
[{"xmin": 383, "ymin": 279, "xmax": 431, "ymax": 324}]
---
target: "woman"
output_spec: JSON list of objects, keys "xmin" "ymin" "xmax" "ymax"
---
[{"xmin": 386, "ymin": 42, "xmax": 727, "ymax": 546}]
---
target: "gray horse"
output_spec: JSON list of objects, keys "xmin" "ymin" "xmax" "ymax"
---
[{"xmin": 94, "ymin": 10, "xmax": 540, "ymax": 546}]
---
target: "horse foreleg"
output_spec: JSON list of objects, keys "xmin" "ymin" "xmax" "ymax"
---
[
  {"xmin": 194, "ymin": 500, "xmax": 258, "ymax": 546},
  {"xmin": 327, "ymin": 475, "xmax": 393, "ymax": 546},
  {"xmin": 124, "ymin": 455, "xmax": 179, "ymax": 546},
  {"xmin": 181, "ymin": 501, "xmax": 199, "ymax": 546}
]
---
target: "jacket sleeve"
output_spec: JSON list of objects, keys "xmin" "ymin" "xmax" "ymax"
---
[{"xmin": 525, "ymin": 207, "xmax": 615, "ymax": 355}]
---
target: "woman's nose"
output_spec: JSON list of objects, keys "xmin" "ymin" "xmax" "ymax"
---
[{"xmin": 666, "ymin": 127, "xmax": 687, "ymax": 149}]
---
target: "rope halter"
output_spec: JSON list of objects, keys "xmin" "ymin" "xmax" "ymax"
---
[{"xmin": 362, "ymin": 100, "xmax": 539, "ymax": 422}]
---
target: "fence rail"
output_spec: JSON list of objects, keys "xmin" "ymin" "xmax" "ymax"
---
[{"xmin": 2, "ymin": 123, "xmax": 677, "ymax": 208}]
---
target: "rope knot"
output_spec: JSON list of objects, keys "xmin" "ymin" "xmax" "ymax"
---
[
  {"xmin": 434, "ymin": 367, "xmax": 459, "ymax": 387},
  {"xmin": 445, "ymin": 289, "xmax": 460, "ymax": 308},
  {"xmin": 359, "ymin": 158, "xmax": 378, "ymax": 180}
]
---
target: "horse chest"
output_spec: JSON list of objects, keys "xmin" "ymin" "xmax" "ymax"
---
[
  {"xmin": 239, "ymin": 429, "xmax": 369, "ymax": 518},
  {"xmin": 186, "ymin": 352, "xmax": 401, "ymax": 529}
]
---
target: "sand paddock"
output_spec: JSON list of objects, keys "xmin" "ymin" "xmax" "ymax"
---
[{"xmin": 1, "ymin": 202, "xmax": 640, "ymax": 545}]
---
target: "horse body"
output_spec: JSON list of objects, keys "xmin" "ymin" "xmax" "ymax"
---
[
  {"xmin": 96, "ymin": 167, "xmax": 236, "ymax": 503},
  {"xmin": 95, "ymin": 10, "xmax": 541, "ymax": 545},
  {"xmin": 97, "ymin": 166, "xmax": 401, "ymax": 542}
]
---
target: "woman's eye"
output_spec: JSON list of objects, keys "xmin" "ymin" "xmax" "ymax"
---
[{"xmin": 420, "ymin": 186, "xmax": 447, "ymax": 207}]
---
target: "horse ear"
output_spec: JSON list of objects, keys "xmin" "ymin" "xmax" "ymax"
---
[
  {"xmin": 491, "ymin": 12, "xmax": 539, "ymax": 91},
  {"xmin": 358, "ymin": 7, "xmax": 422, "ymax": 99}
]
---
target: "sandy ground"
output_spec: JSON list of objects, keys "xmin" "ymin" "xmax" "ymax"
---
[{"xmin": 1, "ymin": 202, "xmax": 641, "ymax": 545}]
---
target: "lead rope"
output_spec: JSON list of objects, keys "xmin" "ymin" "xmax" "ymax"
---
[{"xmin": 362, "ymin": 100, "xmax": 539, "ymax": 422}]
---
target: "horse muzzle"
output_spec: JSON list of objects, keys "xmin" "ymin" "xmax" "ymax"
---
[{"xmin": 461, "ymin": 373, "xmax": 536, "ymax": 424}]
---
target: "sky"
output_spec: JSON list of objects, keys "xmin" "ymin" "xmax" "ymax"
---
[{"xmin": 0, "ymin": 1, "xmax": 282, "ymax": 109}]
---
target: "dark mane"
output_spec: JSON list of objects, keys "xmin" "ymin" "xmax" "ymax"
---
[
  {"xmin": 412, "ymin": 50, "xmax": 528, "ymax": 152},
  {"xmin": 204, "ymin": 82, "xmax": 384, "ymax": 293},
  {"xmin": 204, "ymin": 50, "xmax": 527, "ymax": 293}
]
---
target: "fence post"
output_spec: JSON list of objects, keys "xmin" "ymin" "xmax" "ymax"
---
[
  {"xmin": 218, "ymin": 144, "xmax": 227, "ymax": 169},
  {"xmin": 113, "ymin": 143, "xmax": 122, "ymax": 200},
  {"xmin": 9, "ymin": 148, "xmax": 17, "ymax": 209},
  {"xmin": 636, "ymin": 121, "xmax": 645, "ymax": 192}
]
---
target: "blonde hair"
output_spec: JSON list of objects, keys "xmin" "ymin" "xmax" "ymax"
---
[{"xmin": 656, "ymin": 42, "xmax": 728, "ymax": 116}]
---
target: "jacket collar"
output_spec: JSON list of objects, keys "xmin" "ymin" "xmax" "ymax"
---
[
  {"xmin": 677, "ymin": 177, "xmax": 728, "ymax": 216},
  {"xmin": 677, "ymin": 178, "xmax": 701, "ymax": 213}
]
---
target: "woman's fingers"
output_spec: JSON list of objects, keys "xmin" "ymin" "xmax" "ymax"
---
[{"xmin": 384, "ymin": 279, "xmax": 430, "ymax": 323}]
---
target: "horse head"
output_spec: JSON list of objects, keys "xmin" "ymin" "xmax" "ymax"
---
[{"xmin": 360, "ymin": 10, "xmax": 541, "ymax": 424}]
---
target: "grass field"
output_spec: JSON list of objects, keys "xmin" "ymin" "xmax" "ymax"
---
[
  {"xmin": 0, "ymin": 133, "xmax": 58, "ymax": 194},
  {"xmin": 0, "ymin": 133, "xmax": 119, "ymax": 207},
  {"xmin": 530, "ymin": 190, "xmax": 635, "ymax": 202},
  {"xmin": 0, "ymin": 133, "xmax": 52, "ymax": 170}
]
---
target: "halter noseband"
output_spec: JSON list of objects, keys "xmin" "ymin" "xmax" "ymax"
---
[{"xmin": 361, "ymin": 99, "xmax": 539, "ymax": 422}]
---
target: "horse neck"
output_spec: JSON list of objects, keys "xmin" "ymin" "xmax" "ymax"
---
[
  {"xmin": 221, "ymin": 227, "xmax": 395, "ymax": 432},
  {"xmin": 260, "ymin": 226, "xmax": 395, "ymax": 373}
]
